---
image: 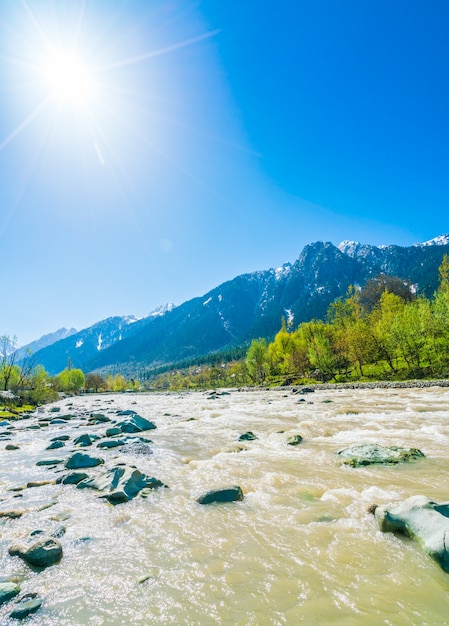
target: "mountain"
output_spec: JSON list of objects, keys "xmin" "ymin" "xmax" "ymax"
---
[
  {"xmin": 27, "ymin": 236, "xmax": 449, "ymax": 376},
  {"xmin": 13, "ymin": 328, "xmax": 77, "ymax": 362}
]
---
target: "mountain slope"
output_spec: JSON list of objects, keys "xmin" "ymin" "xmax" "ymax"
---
[
  {"xmin": 29, "ymin": 237, "xmax": 449, "ymax": 375},
  {"xmin": 13, "ymin": 328, "xmax": 77, "ymax": 363}
]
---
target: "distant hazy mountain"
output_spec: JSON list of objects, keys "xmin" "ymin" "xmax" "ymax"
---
[
  {"xmin": 22, "ymin": 307, "xmax": 175, "ymax": 375},
  {"xmin": 28, "ymin": 236, "xmax": 449, "ymax": 375},
  {"xmin": 13, "ymin": 328, "xmax": 77, "ymax": 362}
]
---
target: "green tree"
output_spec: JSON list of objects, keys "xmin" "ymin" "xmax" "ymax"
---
[
  {"xmin": 57, "ymin": 368, "xmax": 85, "ymax": 392},
  {"xmin": 0, "ymin": 335, "xmax": 19, "ymax": 391},
  {"xmin": 246, "ymin": 338, "xmax": 269, "ymax": 384}
]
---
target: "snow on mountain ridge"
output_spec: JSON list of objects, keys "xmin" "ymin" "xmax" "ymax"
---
[{"xmin": 416, "ymin": 235, "xmax": 449, "ymax": 247}]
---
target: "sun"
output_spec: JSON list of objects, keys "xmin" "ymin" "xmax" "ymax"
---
[{"xmin": 41, "ymin": 48, "xmax": 93, "ymax": 108}]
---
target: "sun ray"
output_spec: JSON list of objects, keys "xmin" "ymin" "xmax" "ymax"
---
[
  {"xmin": 0, "ymin": 102, "xmax": 62, "ymax": 237},
  {"xmin": 71, "ymin": 0, "xmax": 88, "ymax": 52},
  {"xmin": 20, "ymin": 0, "xmax": 51, "ymax": 47},
  {"xmin": 92, "ymin": 29, "xmax": 220, "ymax": 73},
  {"xmin": 0, "ymin": 95, "xmax": 52, "ymax": 153},
  {"xmin": 0, "ymin": 53, "xmax": 40, "ymax": 72},
  {"xmin": 95, "ymin": 98, "xmax": 231, "ymax": 207}
]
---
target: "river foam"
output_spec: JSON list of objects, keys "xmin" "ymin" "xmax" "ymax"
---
[{"xmin": 1, "ymin": 387, "xmax": 449, "ymax": 624}]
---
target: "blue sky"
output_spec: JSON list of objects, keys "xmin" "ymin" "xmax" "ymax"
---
[{"xmin": 1, "ymin": 0, "xmax": 448, "ymax": 346}]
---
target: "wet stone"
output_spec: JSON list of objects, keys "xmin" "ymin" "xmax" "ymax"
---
[
  {"xmin": 56, "ymin": 472, "xmax": 89, "ymax": 485},
  {"xmin": 65, "ymin": 452, "xmax": 104, "ymax": 469},
  {"xmin": 97, "ymin": 439, "xmax": 125, "ymax": 449},
  {"xmin": 36, "ymin": 458, "xmax": 64, "ymax": 466},
  {"xmin": 8, "ymin": 536, "xmax": 63, "ymax": 568},
  {"xmin": 9, "ymin": 593, "xmax": 42, "ymax": 619},
  {"xmin": 337, "ymin": 443, "xmax": 425, "ymax": 467},
  {"xmin": 286, "ymin": 434, "xmax": 303, "ymax": 446},
  {"xmin": 46, "ymin": 441, "xmax": 65, "ymax": 450},
  {"xmin": 197, "ymin": 485, "xmax": 244, "ymax": 505},
  {"xmin": 0, "ymin": 582, "xmax": 20, "ymax": 606},
  {"xmin": 238, "ymin": 431, "xmax": 258, "ymax": 441}
]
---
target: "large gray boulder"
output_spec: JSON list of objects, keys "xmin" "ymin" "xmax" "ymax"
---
[
  {"xmin": 77, "ymin": 465, "xmax": 166, "ymax": 504},
  {"xmin": 337, "ymin": 443, "xmax": 425, "ymax": 467},
  {"xmin": 197, "ymin": 485, "xmax": 244, "ymax": 505},
  {"xmin": 8, "ymin": 536, "xmax": 62, "ymax": 568},
  {"xmin": 375, "ymin": 495, "xmax": 449, "ymax": 572}
]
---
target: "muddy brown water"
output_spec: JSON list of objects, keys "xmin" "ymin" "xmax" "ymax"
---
[{"xmin": 1, "ymin": 387, "xmax": 449, "ymax": 624}]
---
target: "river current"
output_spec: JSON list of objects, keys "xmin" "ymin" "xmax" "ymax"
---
[{"xmin": 1, "ymin": 386, "xmax": 449, "ymax": 625}]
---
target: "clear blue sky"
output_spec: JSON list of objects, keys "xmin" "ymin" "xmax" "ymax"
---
[{"xmin": 1, "ymin": 0, "xmax": 448, "ymax": 346}]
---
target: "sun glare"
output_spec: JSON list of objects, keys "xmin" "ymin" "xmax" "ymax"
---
[{"xmin": 42, "ymin": 49, "xmax": 92, "ymax": 107}]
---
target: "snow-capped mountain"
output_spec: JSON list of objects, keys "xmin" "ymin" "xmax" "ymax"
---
[
  {"xmin": 417, "ymin": 234, "xmax": 449, "ymax": 247},
  {"xmin": 28, "ymin": 236, "xmax": 449, "ymax": 375}
]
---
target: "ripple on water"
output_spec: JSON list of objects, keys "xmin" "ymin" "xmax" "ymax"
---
[{"xmin": 1, "ymin": 388, "xmax": 449, "ymax": 624}]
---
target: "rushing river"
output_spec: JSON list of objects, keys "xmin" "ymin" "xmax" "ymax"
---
[{"xmin": 1, "ymin": 386, "xmax": 449, "ymax": 625}]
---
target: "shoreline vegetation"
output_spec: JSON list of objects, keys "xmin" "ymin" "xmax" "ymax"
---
[{"xmin": 2, "ymin": 256, "xmax": 449, "ymax": 403}]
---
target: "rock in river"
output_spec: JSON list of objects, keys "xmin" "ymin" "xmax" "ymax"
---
[
  {"xmin": 64, "ymin": 452, "xmax": 104, "ymax": 469},
  {"xmin": 76, "ymin": 465, "xmax": 166, "ymax": 504},
  {"xmin": 9, "ymin": 536, "xmax": 62, "ymax": 568},
  {"xmin": 116, "ymin": 414, "xmax": 156, "ymax": 433},
  {"xmin": 9, "ymin": 593, "xmax": 42, "ymax": 619},
  {"xmin": 337, "ymin": 443, "xmax": 425, "ymax": 467},
  {"xmin": 197, "ymin": 485, "xmax": 244, "ymax": 505},
  {"xmin": 238, "ymin": 431, "xmax": 257, "ymax": 441},
  {"xmin": 0, "ymin": 582, "xmax": 20, "ymax": 606},
  {"xmin": 375, "ymin": 495, "xmax": 449, "ymax": 572}
]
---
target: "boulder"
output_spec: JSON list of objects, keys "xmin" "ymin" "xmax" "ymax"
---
[
  {"xmin": 97, "ymin": 439, "xmax": 125, "ymax": 449},
  {"xmin": 105, "ymin": 426, "xmax": 122, "ymax": 437},
  {"xmin": 74, "ymin": 433, "xmax": 96, "ymax": 447},
  {"xmin": 56, "ymin": 472, "xmax": 89, "ymax": 485},
  {"xmin": 337, "ymin": 443, "xmax": 425, "ymax": 467},
  {"xmin": 64, "ymin": 452, "xmax": 104, "ymax": 470},
  {"xmin": 88, "ymin": 413, "xmax": 111, "ymax": 423},
  {"xmin": 46, "ymin": 441, "xmax": 65, "ymax": 450},
  {"xmin": 375, "ymin": 495, "xmax": 449, "ymax": 572},
  {"xmin": 50, "ymin": 435, "xmax": 70, "ymax": 442},
  {"xmin": 0, "ymin": 582, "xmax": 20, "ymax": 606},
  {"xmin": 116, "ymin": 415, "xmax": 156, "ymax": 433},
  {"xmin": 286, "ymin": 434, "xmax": 303, "ymax": 446},
  {"xmin": 238, "ymin": 431, "xmax": 257, "ymax": 441},
  {"xmin": 9, "ymin": 593, "xmax": 42, "ymax": 619},
  {"xmin": 77, "ymin": 465, "xmax": 166, "ymax": 504},
  {"xmin": 36, "ymin": 458, "xmax": 64, "ymax": 466},
  {"xmin": 9, "ymin": 536, "xmax": 62, "ymax": 568},
  {"xmin": 5, "ymin": 444, "xmax": 20, "ymax": 450},
  {"xmin": 197, "ymin": 485, "xmax": 244, "ymax": 505}
]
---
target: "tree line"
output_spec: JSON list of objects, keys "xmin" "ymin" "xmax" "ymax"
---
[
  {"xmin": 3, "ymin": 257, "xmax": 449, "ymax": 397},
  {"xmin": 0, "ymin": 342, "xmax": 141, "ymax": 410},
  {"xmin": 245, "ymin": 256, "xmax": 449, "ymax": 385}
]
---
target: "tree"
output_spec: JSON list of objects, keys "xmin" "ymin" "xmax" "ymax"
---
[
  {"xmin": 359, "ymin": 275, "xmax": 414, "ymax": 312},
  {"xmin": 298, "ymin": 321, "xmax": 343, "ymax": 381},
  {"xmin": 85, "ymin": 373, "xmax": 107, "ymax": 392},
  {"xmin": 246, "ymin": 339, "xmax": 269, "ymax": 384},
  {"xmin": 57, "ymin": 368, "xmax": 85, "ymax": 392},
  {"xmin": 0, "ymin": 335, "xmax": 19, "ymax": 391}
]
